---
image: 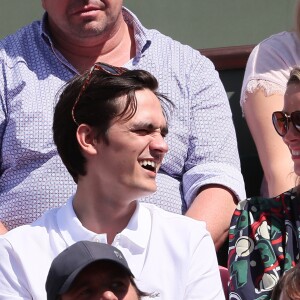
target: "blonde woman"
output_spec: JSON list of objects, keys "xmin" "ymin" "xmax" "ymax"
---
[
  {"xmin": 241, "ymin": 1, "xmax": 300, "ymax": 197},
  {"xmin": 229, "ymin": 67, "xmax": 300, "ymax": 299}
]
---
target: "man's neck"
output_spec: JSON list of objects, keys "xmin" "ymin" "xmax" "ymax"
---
[
  {"xmin": 49, "ymin": 19, "xmax": 136, "ymax": 73},
  {"xmin": 72, "ymin": 187, "xmax": 137, "ymax": 244}
]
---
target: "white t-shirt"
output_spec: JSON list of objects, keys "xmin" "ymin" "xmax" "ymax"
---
[
  {"xmin": 0, "ymin": 198, "xmax": 225, "ymax": 300},
  {"xmin": 240, "ymin": 31, "xmax": 300, "ymax": 108}
]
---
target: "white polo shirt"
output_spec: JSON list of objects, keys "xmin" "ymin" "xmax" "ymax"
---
[{"xmin": 0, "ymin": 197, "xmax": 225, "ymax": 299}]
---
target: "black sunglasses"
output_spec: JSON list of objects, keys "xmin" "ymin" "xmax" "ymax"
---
[
  {"xmin": 272, "ymin": 111, "xmax": 300, "ymax": 136},
  {"xmin": 71, "ymin": 62, "xmax": 128, "ymax": 125}
]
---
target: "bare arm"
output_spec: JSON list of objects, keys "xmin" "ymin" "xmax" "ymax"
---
[
  {"xmin": 185, "ymin": 184, "xmax": 237, "ymax": 251},
  {"xmin": 0, "ymin": 221, "xmax": 8, "ymax": 235},
  {"xmin": 244, "ymin": 89, "xmax": 297, "ymax": 197}
]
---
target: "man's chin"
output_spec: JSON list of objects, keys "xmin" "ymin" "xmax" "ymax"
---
[{"xmin": 136, "ymin": 186, "xmax": 157, "ymax": 199}]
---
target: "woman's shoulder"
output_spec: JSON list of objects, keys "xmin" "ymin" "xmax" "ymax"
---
[
  {"xmin": 258, "ymin": 31, "xmax": 299, "ymax": 47},
  {"xmin": 249, "ymin": 31, "xmax": 299, "ymax": 64},
  {"xmin": 237, "ymin": 188, "xmax": 297, "ymax": 214}
]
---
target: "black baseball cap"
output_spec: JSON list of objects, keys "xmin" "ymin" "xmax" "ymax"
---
[{"xmin": 46, "ymin": 241, "xmax": 133, "ymax": 300}]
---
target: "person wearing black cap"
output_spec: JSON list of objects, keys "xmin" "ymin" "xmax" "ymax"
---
[
  {"xmin": 0, "ymin": 65, "xmax": 225, "ymax": 299},
  {"xmin": 46, "ymin": 241, "xmax": 148, "ymax": 300}
]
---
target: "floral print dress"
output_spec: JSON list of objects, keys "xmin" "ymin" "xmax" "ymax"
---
[{"xmin": 228, "ymin": 188, "xmax": 300, "ymax": 299}]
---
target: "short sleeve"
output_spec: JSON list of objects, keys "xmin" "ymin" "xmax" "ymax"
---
[{"xmin": 240, "ymin": 31, "xmax": 300, "ymax": 108}]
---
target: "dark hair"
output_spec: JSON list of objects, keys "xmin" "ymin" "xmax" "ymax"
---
[
  {"xmin": 271, "ymin": 265, "xmax": 300, "ymax": 300},
  {"xmin": 53, "ymin": 68, "xmax": 172, "ymax": 183},
  {"xmin": 129, "ymin": 276, "xmax": 151, "ymax": 299}
]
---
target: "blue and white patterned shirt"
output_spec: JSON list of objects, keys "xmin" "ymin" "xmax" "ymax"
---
[{"xmin": 0, "ymin": 8, "xmax": 245, "ymax": 230}]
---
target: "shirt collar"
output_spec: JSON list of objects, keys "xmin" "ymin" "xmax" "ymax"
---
[
  {"xmin": 56, "ymin": 196, "xmax": 95, "ymax": 245},
  {"xmin": 56, "ymin": 196, "xmax": 151, "ymax": 252},
  {"xmin": 122, "ymin": 7, "xmax": 151, "ymax": 56},
  {"xmin": 40, "ymin": 12, "xmax": 51, "ymax": 45},
  {"xmin": 39, "ymin": 8, "xmax": 151, "ymax": 67},
  {"xmin": 39, "ymin": 12, "xmax": 79, "ymax": 73},
  {"xmin": 40, "ymin": 8, "xmax": 151, "ymax": 55},
  {"xmin": 117, "ymin": 201, "xmax": 151, "ymax": 251}
]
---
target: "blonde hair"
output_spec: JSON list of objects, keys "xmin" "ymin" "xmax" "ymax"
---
[
  {"xmin": 287, "ymin": 66, "xmax": 300, "ymax": 86},
  {"xmin": 286, "ymin": 67, "xmax": 300, "ymax": 189}
]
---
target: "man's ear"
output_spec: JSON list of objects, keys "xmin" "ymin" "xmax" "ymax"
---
[{"xmin": 76, "ymin": 124, "xmax": 98, "ymax": 155}]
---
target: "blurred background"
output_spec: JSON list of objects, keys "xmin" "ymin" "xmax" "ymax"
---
[{"xmin": 0, "ymin": 0, "xmax": 297, "ymax": 49}]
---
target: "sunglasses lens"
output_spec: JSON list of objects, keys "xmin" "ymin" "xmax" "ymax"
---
[
  {"xmin": 272, "ymin": 112, "xmax": 287, "ymax": 136},
  {"xmin": 72, "ymin": 62, "xmax": 128, "ymax": 125},
  {"xmin": 102, "ymin": 64, "xmax": 120, "ymax": 75},
  {"xmin": 96, "ymin": 63, "xmax": 125, "ymax": 75},
  {"xmin": 291, "ymin": 111, "xmax": 300, "ymax": 131}
]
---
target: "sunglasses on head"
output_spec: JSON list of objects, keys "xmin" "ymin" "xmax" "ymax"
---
[
  {"xmin": 71, "ymin": 62, "xmax": 128, "ymax": 126},
  {"xmin": 272, "ymin": 111, "xmax": 300, "ymax": 136}
]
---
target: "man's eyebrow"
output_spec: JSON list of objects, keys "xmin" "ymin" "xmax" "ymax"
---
[
  {"xmin": 161, "ymin": 125, "xmax": 169, "ymax": 136},
  {"xmin": 130, "ymin": 122, "xmax": 154, "ymax": 129},
  {"xmin": 130, "ymin": 122, "xmax": 168, "ymax": 134}
]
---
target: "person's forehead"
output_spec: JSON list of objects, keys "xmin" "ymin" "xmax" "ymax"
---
[
  {"xmin": 284, "ymin": 83, "xmax": 300, "ymax": 111},
  {"xmin": 116, "ymin": 90, "xmax": 166, "ymax": 125},
  {"xmin": 134, "ymin": 90, "xmax": 165, "ymax": 117}
]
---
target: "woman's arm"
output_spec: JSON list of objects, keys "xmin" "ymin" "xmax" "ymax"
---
[{"xmin": 243, "ymin": 89, "xmax": 297, "ymax": 197}]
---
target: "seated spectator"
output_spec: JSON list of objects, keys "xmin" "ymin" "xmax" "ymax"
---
[
  {"xmin": 46, "ymin": 241, "xmax": 149, "ymax": 300},
  {"xmin": 0, "ymin": 2, "xmax": 245, "ymax": 254},
  {"xmin": 271, "ymin": 264, "xmax": 300, "ymax": 300},
  {"xmin": 0, "ymin": 65, "xmax": 225, "ymax": 299},
  {"xmin": 240, "ymin": 0, "xmax": 300, "ymax": 197},
  {"xmin": 228, "ymin": 67, "xmax": 300, "ymax": 299}
]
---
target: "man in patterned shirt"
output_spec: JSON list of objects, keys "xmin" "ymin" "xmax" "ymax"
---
[{"xmin": 0, "ymin": 0, "xmax": 245, "ymax": 251}]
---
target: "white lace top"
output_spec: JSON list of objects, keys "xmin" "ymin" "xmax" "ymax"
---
[{"xmin": 241, "ymin": 31, "xmax": 300, "ymax": 109}]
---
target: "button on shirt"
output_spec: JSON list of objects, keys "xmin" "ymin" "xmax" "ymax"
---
[
  {"xmin": 0, "ymin": 7, "xmax": 245, "ymax": 229},
  {"xmin": 0, "ymin": 199, "xmax": 225, "ymax": 299}
]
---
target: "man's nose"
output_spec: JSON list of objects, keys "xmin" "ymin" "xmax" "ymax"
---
[
  {"xmin": 149, "ymin": 133, "xmax": 168, "ymax": 154},
  {"xmin": 99, "ymin": 290, "xmax": 118, "ymax": 300}
]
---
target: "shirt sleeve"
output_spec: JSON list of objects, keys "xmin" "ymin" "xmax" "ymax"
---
[
  {"xmin": 241, "ymin": 31, "xmax": 300, "ymax": 107},
  {"xmin": 0, "ymin": 238, "xmax": 32, "ymax": 299},
  {"xmin": 185, "ymin": 227, "xmax": 225, "ymax": 299},
  {"xmin": 183, "ymin": 52, "xmax": 245, "ymax": 207}
]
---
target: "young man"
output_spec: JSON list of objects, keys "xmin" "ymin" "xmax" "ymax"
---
[
  {"xmin": 46, "ymin": 241, "xmax": 148, "ymax": 300},
  {"xmin": 0, "ymin": 1, "xmax": 245, "ymax": 250},
  {"xmin": 0, "ymin": 65, "xmax": 225, "ymax": 299}
]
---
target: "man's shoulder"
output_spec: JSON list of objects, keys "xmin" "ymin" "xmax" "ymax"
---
[
  {"xmin": 148, "ymin": 28, "xmax": 202, "ymax": 57},
  {"xmin": 253, "ymin": 31, "xmax": 299, "ymax": 56},
  {"xmin": 0, "ymin": 20, "xmax": 41, "ymax": 52},
  {"xmin": 125, "ymin": 7, "xmax": 198, "ymax": 54},
  {"xmin": 259, "ymin": 31, "xmax": 297, "ymax": 46},
  {"xmin": 0, "ymin": 206, "xmax": 60, "ymax": 247},
  {"xmin": 141, "ymin": 203, "xmax": 207, "ymax": 232}
]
